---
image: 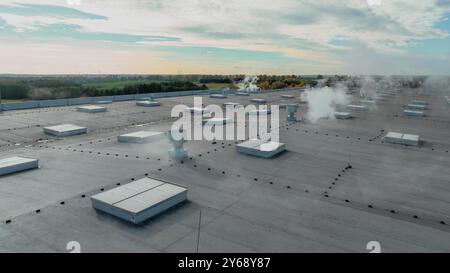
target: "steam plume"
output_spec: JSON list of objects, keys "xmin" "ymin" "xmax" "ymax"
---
[
  {"xmin": 238, "ymin": 76, "xmax": 260, "ymax": 92},
  {"xmin": 304, "ymin": 85, "xmax": 351, "ymax": 123}
]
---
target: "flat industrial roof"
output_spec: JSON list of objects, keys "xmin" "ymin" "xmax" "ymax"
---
[{"xmin": 0, "ymin": 88, "xmax": 449, "ymax": 252}]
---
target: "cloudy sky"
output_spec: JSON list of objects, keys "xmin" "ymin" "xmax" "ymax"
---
[{"xmin": 0, "ymin": 0, "xmax": 449, "ymax": 75}]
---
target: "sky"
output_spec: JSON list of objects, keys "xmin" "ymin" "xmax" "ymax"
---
[{"xmin": 0, "ymin": 0, "xmax": 449, "ymax": 75}]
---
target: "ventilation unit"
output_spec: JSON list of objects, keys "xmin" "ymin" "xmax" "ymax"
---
[
  {"xmin": 384, "ymin": 131, "xmax": 419, "ymax": 146},
  {"xmin": 371, "ymin": 95, "xmax": 387, "ymax": 102},
  {"xmin": 346, "ymin": 104, "xmax": 368, "ymax": 112},
  {"xmin": 407, "ymin": 104, "xmax": 426, "ymax": 110},
  {"xmin": 0, "ymin": 157, "xmax": 39, "ymax": 176},
  {"xmin": 43, "ymin": 124, "xmax": 87, "ymax": 137},
  {"xmin": 118, "ymin": 131, "xmax": 165, "ymax": 143},
  {"xmin": 279, "ymin": 103, "xmax": 299, "ymax": 109},
  {"xmin": 250, "ymin": 98, "xmax": 267, "ymax": 104},
  {"xmin": 281, "ymin": 94, "xmax": 295, "ymax": 99},
  {"xmin": 210, "ymin": 94, "xmax": 227, "ymax": 99},
  {"xmin": 360, "ymin": 99, "xmax": 376, "ymax": 105},
  {"xmin": 223, "ymin": 102, "xmax": 243, "ymax": 108},
  {"xmin": 411, "ymin": 100, "xmax": 427, "ymax": 105},
  {"xmin": 248, "ymin": 109, "xmax": 271, "ymax": 115},
  {"xmin": 236, "ymin": 139, "xmax": 286, "ymax": 158},
  {"xmin": 77, "ymin": 105, "xmax": 107, "ymax": 113},
  {"xmin": 286, "ymin": 104, "xmax": 298, "ymax": 122},
  {"xmin": 185, "ymin": 107, "xmax": 210, "ymax": 115},
  {"xmin": 136, "ymin": 100, "xmax": 161, "ymax": 107},
  {"xmin": 94, "ymin": 100, "xmax": 113, "ymax": 104},
  {"xmin": 91, "ymin": 177, "xmax": 187, "ymax": 224},
  {"xmin": 335, "ymin": 112, "xmax": 353, "ymax": 119},
  {"xmin": 401, "ymin": 134, "xmax": 420, "ymax": 146},
  {"xmin": 404, "ymin": 110, "xmax": 424, "ymax": 117},
  {"xmin": 168, "ymin": 130, "xmax": 188, "ymax": 160},
  {"xmin": 202, "ymin": 118, "xmax": 233, "ymax": 126}
]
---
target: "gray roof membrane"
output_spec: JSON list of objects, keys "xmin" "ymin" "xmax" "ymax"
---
[{"xmin": 0, "ymin": 88, "xmax": 449, "ymax": 252}]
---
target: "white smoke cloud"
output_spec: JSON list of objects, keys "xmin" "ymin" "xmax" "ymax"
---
[
  {"xmin": 422, "ymin": 76, "xmax": 450, "ymax": 95},
  {"xmin": 359, "ymin": 76, "xmax": 378, "ymax": 99},
  {"xmin": 304, "ymin": 85, "xmax": 351, "ymax": 123},
  {"xmin": 237, "ymin": 76, "xmax": 260, "ymax": 92}
]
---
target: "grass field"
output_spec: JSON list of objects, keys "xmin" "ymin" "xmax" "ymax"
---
[
  {"xmin": 0, "ymin": 99, "xmax": 29, "ymax": 104},
  {"xmin": 201, "ymin": 83, "xmax": 233, "ymax": 90}
]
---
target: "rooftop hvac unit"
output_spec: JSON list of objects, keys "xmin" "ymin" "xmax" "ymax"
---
[
  {"xmin": 360, "ymin": 99, "xmax": 376, "ymax": 105},
  {"xmin": 118, "ymin": 131, "xmax": 165, "ymax": 143},
  {"xmin": 384, "ymin": 131, "xmax": 419, "ymax": 146},
  {"xmin": 247, "ymin": 109, "xmax": 271, "ymax": 115},
  {"xmin": 346, "ymin": 104, "xmax": 368, "ymax": 112},
  {"xmin": 250, "ymin": 98, "xmax": 267, "ymax": 104},
  {"xmin": 0, "ymin": 157, "xmax": 39, "ymax": 176},
  {"xmin": 202, "ymin": 118, "xmax": 233, "ymax": 126},
  {"xmin": 236, "ymin": 139, "xmax": 286, "ymax": 158},
  {"xmin": 223, "ymin": 102, "xmax": 243, "ymax": 108},
  {"xmin": 43, "ymin": 124, "xmax": 87, "ymax": 137},
  {"xmin": 335, "ymin": 112, "xmax": 353, "ymax": 119},
  {"xmin": 401, "ymin": 134, "xmax": 420, "ymax": 146},
  {"xmin": 184, "ymin": 107, "xmax": 210, "ymax": 115},
  {"xmin": 136, "ymin": 100, "xmax": 161, "ymax": 107},
  {"xmin": 94, "ymin": 100, "xmax": 113, "ymax": 104},
  {"xmin": 91, "ymin": 177, "xmax": 187, "ymax": 224},
  {"xmin": 407, "ymin": 104, "xmax": 426, "ymax": 110},
  {"xmin": 168, "ymin": 129, "xmax": 188, "ymax": 160},
  {"xmin": 77, "ymin": 105, "xmax": 107, "ymax": 113},
  {"xmin": 411, "ymin": 100, "xmax": 427, "ymax": 106},
  {"xmin": 279, "ymin": 103, "xmax": 299, "ymax": 109},
  {"xmin": 404, "ymin": 110, "xmax": 424, "ymax": 117},
  {"xmin": 281, "ymin": 94, "xmax": 295, "ymax": 99},
  {"xmin": 286, "ymin": 104, "xmax": 298, "ymax": 122},
  {"xmin": 371, "ymin": 95, "xmax": 387, "ymax": 102},
  {"xmin": 210, "ymin": 94, "xmax": 227, "ymax": 99}
]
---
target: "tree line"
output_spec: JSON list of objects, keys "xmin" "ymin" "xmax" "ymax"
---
[{"xmin": 0, "ymin": 78, "xmax": 207, "ymax": 100}]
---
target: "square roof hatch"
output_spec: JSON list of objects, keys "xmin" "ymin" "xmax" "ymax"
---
[
  {"xmin": 43, "ymin": 124, "xmax": 87, "ymax": 137},
  {"xmin": 91, "ymin": 177, "xmax": 187, "ymax": 224},
  {"xmin": 0, "ymin": 156, "xmax": 39, "ymax": 176}
]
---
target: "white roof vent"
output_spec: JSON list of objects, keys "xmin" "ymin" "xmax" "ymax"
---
[
  {"xmin": 407, "ymin": 104, "xmax": 426, "ymax": 110},
  {"xmin": 0, "ymin": 157, "xmax": 39, "ymax": 176},
  {"xmin": 236, "ymin": 139, "xmax": 286, "ymax": 158},
  {"xmin": 210, "ymin": 94, "xmax": 227, "ymax": 99},
  {"xmin": 136, "ymin": 100, "xmax": 161, "ymax": 107},
  {"xmin": 404, "ymin": 110, "xmax": 424, "ymax": 117},
  {"xmin": 384, "ymin": 131, "xmax": 419, "ymax": 146},
  {"xmin": 250, "ymin": 98, "xmax": 267, "ymax": 104},
  {"xmin": 346, "ymin": 104, "xmax": 368, "ymax": 112},
  {"xmin": 335, "ymin": 112, "xmax": 352, "ymax": 119},
  {"xmin": 91, "ymin": 177, "xmax": 187, "ymax": 224},
  {"xmin": 118, "ymin": 131, "xmax": 165, "ymax": 143},
  {"xmin": 43, "ymin": 124, "xmax": 87, "ymax": 137},
  {"xmin": 77, "ymin": 105, "xmax": 107, "ymax": 113}
]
